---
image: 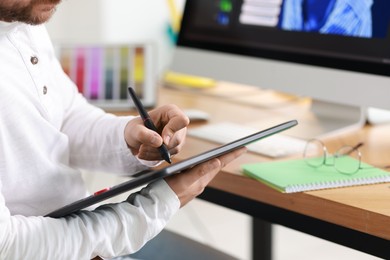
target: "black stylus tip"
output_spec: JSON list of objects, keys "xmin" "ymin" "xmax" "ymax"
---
[
  {"xmin": 159, "ymin": 145, "xmax": 172, "ymax": 164},
  {"xmin": 164, "ymin": 153, "xmax": 172, "ymax": 164}
]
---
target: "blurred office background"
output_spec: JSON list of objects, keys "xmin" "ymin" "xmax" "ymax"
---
[{"xmin": 46, "ymin": 1, "xmax": 380, "ymax": 259}]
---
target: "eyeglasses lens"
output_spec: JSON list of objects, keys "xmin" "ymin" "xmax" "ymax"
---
[
  {"xmin": 304, "ymin": 139, "xmax": 326, "ymax": 167},
  {"xmin": 334, "ymin": 146, "xmax": 361, "ymax": 174}
]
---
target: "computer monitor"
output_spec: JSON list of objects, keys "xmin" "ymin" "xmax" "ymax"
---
[{"xmin": 169, "ymin": 0, "xmax": 390, "ymax": 137}]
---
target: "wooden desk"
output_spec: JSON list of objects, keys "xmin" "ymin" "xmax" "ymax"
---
[{"xmin": 153, "ymin": 83, "xmax": 390, "ymax": 259}]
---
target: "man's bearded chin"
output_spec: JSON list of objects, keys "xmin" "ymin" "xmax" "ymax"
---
[
  {"xmin": 0, "ymin": 2, "xmax": 59, "ymax": 25},
  {"xmin": 30, "ymin": 6, "xmax": 58, "ymax": 25}
]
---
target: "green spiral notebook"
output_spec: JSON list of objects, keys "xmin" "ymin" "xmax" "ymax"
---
[{"xmin": 242, "ymin": 157, "xmax": 390, "ymax": 193}]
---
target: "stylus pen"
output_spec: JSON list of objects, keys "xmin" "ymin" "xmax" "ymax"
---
[{"xmin": 128, "ymin": 87, "xmax": 172, "ymax": 164}]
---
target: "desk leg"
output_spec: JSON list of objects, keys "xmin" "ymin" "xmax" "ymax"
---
[
  {"xmin": 252, "ymin": 218, "xmax": 272, "ymax": 260},
  {"xmin": 199, "ymin": 187, "xmax": 390, "ymax": 259}
]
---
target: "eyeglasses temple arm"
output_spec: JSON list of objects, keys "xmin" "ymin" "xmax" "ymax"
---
[{"xmin": 339, "ymin": 142, "xmax": 364, "ymax": 156}]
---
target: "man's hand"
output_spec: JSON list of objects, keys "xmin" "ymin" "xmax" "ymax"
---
[
  {"xmin": 165, "ymin": 147, "xmax": 247, "ymax": 207},
  {"xmin": 124, "ymin": 104, "xmax": 189, "ymax": 161}
]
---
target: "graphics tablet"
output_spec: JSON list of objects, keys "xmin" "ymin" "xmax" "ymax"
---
[{"xmin": 46, "ymin": 120, "xmax": 298, "ymax": 218}]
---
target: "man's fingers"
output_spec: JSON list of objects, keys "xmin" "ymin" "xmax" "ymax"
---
[
  {"xmin": 149, "ymin": 104, "xmax": 190, "ymax": 145},
  {"xmin": 165, "ymin": 147, "xmax": 247, "ymax": 207},
  {"xmin": 215, "ymin": 147, "xmax": 247, "ymax": 169},
  {"xmin": 161, "ymin": 115, "xmax": 190, "ymax": 145},
  {"xmin": 131, "ymin": 120, "xmax": 164, "ymax": 147},
  {"xmin": 173, "ymin": 146, "xmax": 247, "ymax": 185}
]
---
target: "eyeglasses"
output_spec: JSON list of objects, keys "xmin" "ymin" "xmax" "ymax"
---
[{"xmin": 303, "ymin": 139, "xmax": 365, "ymax": 175}]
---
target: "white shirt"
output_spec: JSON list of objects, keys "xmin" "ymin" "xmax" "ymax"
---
[{"xmin": 0, "ymin": 22, "xmax": 179, "ymax": 259}]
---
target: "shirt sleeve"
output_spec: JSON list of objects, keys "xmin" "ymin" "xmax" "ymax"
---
[
  {"xmin": 0, "ymin": 180, "xmax": 179, "ymax": 259},
  {"xmin": 55, "ymin": 63, "xmax": 147, "ymax": 174}
]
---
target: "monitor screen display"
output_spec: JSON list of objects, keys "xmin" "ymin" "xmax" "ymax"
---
[{"xmin": 178, "ymin": 0, "xmax": 390, "ymax": 76}]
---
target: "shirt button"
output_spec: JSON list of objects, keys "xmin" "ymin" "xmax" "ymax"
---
[
  {"xmin": 43, "ymin": 86, "xmax": 48, "ymax": 95},
  {"xmin": 30, "ymin": 56, "xmax": 39, "ymax": 65}
]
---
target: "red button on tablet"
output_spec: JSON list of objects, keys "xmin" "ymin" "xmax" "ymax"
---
[{"xmin": 94, "ymin": 187, "xmax": 110, "ymax": 196}]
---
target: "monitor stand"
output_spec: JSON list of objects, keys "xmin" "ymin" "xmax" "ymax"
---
[
  {"xmin": 293, "ymin": 101, "xmax": 390, "ymax": 139},
  {"xmin": 292, "ymin": 100, "xmax": 366, "ymax": 139},
  {"xmin": 366, "ymin": 107, "xmax": 390, "ymax": 125}
]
